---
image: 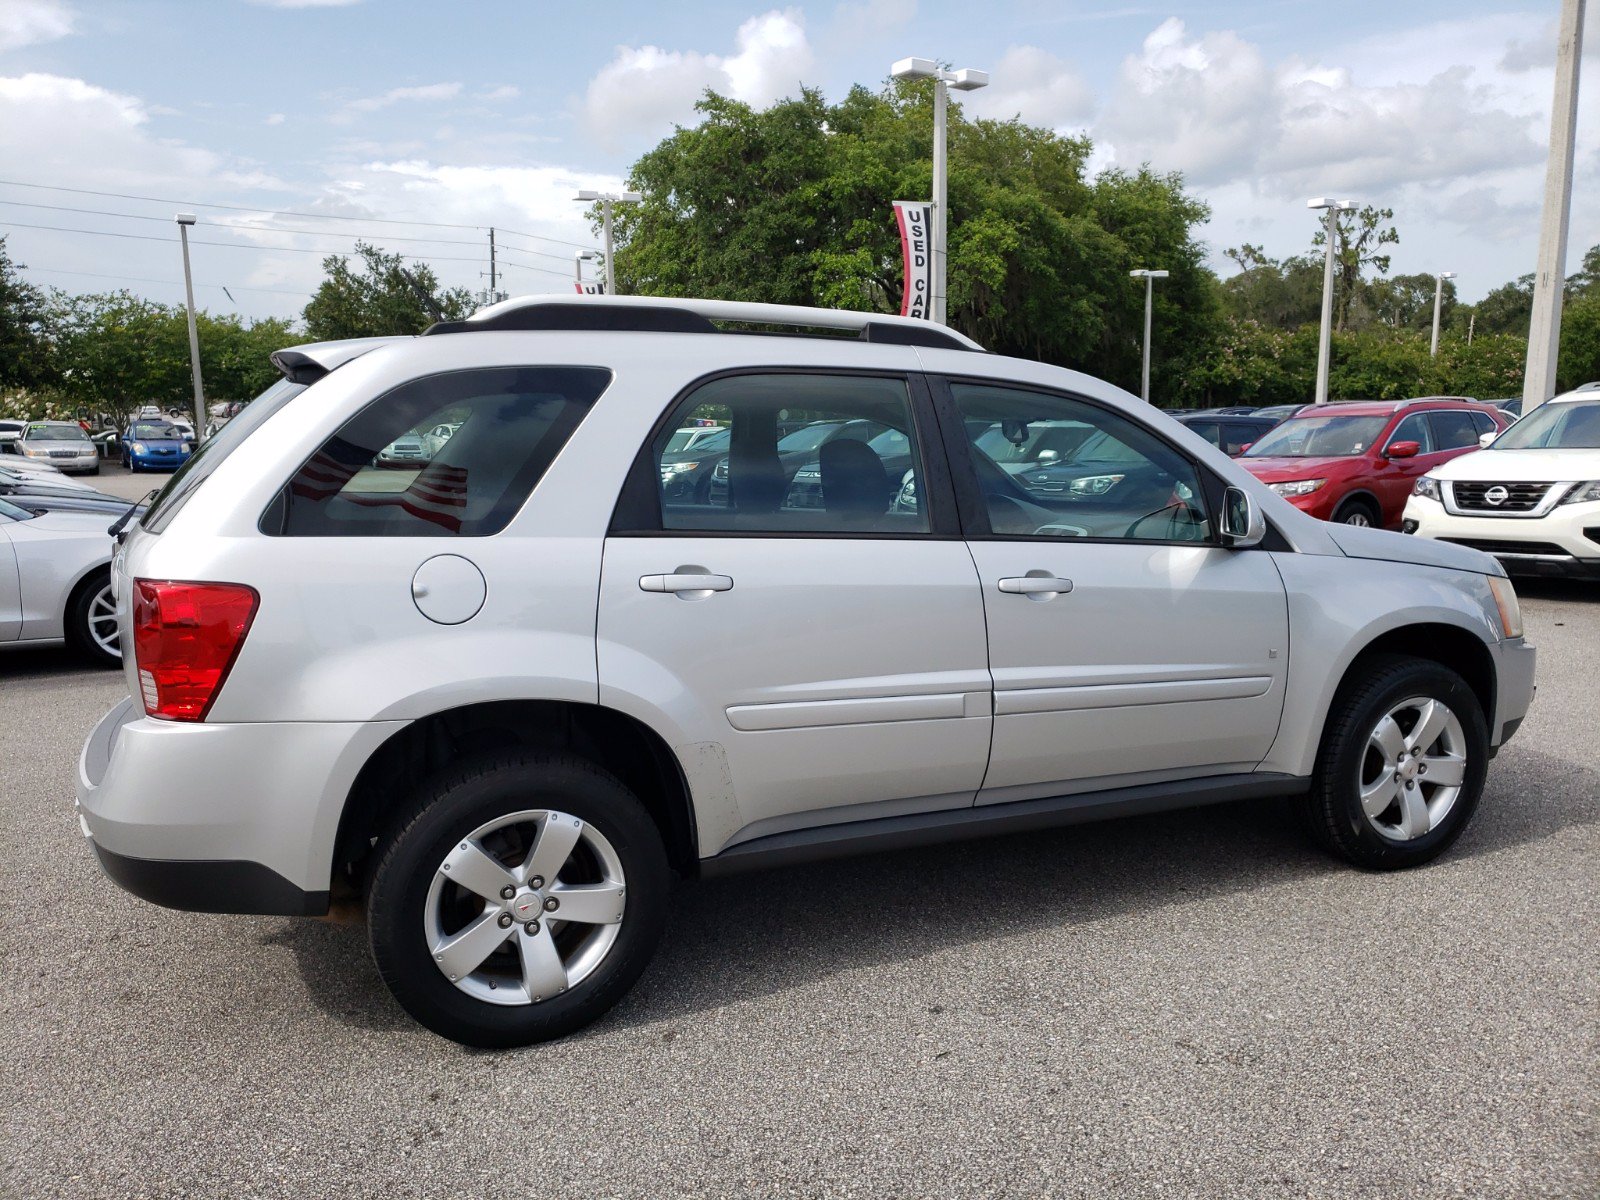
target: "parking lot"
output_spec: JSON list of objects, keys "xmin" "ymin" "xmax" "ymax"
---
[{"xmin": 0, "ymin": 581, "xmax": 1593, "ymax": 1198}]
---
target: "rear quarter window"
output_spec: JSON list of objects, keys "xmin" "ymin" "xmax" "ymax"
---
[{"xmin": 261, "ymin": 366, "xmax": 611, "ymax": 537}]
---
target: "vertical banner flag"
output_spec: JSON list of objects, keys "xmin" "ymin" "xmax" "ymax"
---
[
  {"xmin": 893, "ymin": 201, "xmax": 933, "ymax": 320},
  {"xmin": 574, "ymin": 281, "xmax": 606, "ymax": 295}
]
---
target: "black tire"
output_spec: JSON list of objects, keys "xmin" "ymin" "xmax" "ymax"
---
[
  {"xmin": 368, "ymin": 751, "xmax": 670, "ymax": 1048},
  {"xmin": 1301, "ymin": 654, "xmax": 1488, "ymax": 870},
  {"xmin": 1332, "ymin": 496, "xmax": 1380, "ymax": 527},
  {"xmin": 65, "ymin": 569, "xmax": 120, "ymax": 668}
]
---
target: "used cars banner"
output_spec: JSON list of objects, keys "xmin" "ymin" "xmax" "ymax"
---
[{"xmin": 893, "ymin": 201, "xmax": 933, "ymax": 320}]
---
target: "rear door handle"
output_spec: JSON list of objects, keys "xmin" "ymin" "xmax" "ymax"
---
[
  {"xmin": 997, "ymin": 574, "xmax": 1074, "ymax": 598},
  {"xmin": 639, "ymin": 572, "xmax": 734, "ymax": 594}
]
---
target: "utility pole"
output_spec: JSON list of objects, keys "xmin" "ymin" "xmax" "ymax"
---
[
  {"xmin": 1523, "ymin": 0, "xmax": 1586, "ymax": 413},
  {"xmin": 1129, "ymin": 269, "xmax": 1168, "ymax": 403},
  {"xmin": 488, "ymin": 227, "xmax": 497, "ymax": 302},
  {"xmin": 1308, "ymin": 197, "xmax": 1355, "ymax": 405},
  {"xmin": 573, "ymin": 190, "xmax": 642, "ymax": 295},
  {"xmin": 1431, "ymin": 271, "xmax": 1456, "ymax": 357},
  {"xmin": 175, "ymin": 213, "xmax": 206, "ymax": 445}
]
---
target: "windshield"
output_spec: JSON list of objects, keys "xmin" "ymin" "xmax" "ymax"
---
[
  {"xmin": 1491, "ymin": 399, "xmax": 1600, "ymax": 449},
  {"xmin": 141, "ymin": 377, "xmax": 307, "ymax": 534},
  {"xmin": 776, "ymin": 423, "xmax": 845, "ymax": 453},
  {"xmin": 130, "ymin": 422, "xmax": 177, "ymax": 439},
  {"xmin": 664, "ymin": 427, "xmax": 729, "ymax": 455},
  {"xmin": 25, "ymin": 423, "xmax": 88, "ymax": 442},
  {"xmin": 1245, "ymin": 414, "xmax": 1389, "ymax": 458}
]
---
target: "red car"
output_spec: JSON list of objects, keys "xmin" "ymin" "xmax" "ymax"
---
[{"xmin": 1238, "ymin": 399, "xmax": 1509, "ymax": 528}]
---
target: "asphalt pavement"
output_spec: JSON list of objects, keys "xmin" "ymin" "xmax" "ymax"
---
[{"xmin": 1, "ymin": 581, "xmax": 1595, "ymax": 1198}]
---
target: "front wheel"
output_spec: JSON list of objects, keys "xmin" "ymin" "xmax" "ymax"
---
[
  {"xmin": 1333, "ymin": 497, "xmax": 1380, "ymax": 527},
  {"xmin": 66, "ymin": 571, "xmax": 121, "ymax": 668},
  {"xmin": 367, "ymin": 752, "xmax": 670, "ymax": 1047},
  {"xmin": 1301, "ymin": 655, "xmax": 1488, "ymax": 869}
]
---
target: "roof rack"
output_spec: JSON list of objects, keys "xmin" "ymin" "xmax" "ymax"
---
[{"xmin": 422, "ymin": 295, "xmax": 983, "ymax": 352}]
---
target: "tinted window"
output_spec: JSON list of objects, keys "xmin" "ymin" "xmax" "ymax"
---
[
  {"xmin": 950, "ymin": 383, "xmax": 1210, "ymax": 542},
  {"xmin": 1221, "ymin": 424, "xmax": 1260, "ymax": 455},
  {"xmin": 263, "ymin": 366, "xmax": 610, "ymax": 537},
  {"xmin": 1186, "ymin": 420, "xmax": 1223, "ymax": 448},
  {"xmin": 1469, "ymin": 411, "xmax": 1497, "ymax": 437},
  {"xmin": 1429, "ymin": 410, "xmax": 1480, "ymax": 450},
  {"xmin": 649, "ymin": 373, "xmax": 928, "ymax": 535},
  {"xmin": 1387, "ymin": 413, "xmax": 1434, "ymax": 453}
]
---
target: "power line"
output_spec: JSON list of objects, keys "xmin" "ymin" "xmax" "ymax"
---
[
  {"xmin": 0, "ymin": 199, "xmax": 490, "ymax": 247},
  {"xmin": 20, "ymin": 264, "xmax": 311, "ymax": 298},
  {"xmin": 0, "ymin": 179, "xmax": 604, "ymax": 251},
  {"xmin": 0, "ymin": 219, "xmax": 490, "ymax": 262}
]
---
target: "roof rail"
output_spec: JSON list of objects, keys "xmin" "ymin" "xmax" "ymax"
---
[{"xmin": 421, "ymin": 294, "xmax": 984, "ymax": 352}]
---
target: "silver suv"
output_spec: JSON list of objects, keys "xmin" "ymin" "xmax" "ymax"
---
[{"xmin": 77, "ymin": 297, "xmax": 1537, "ymax": 1047}]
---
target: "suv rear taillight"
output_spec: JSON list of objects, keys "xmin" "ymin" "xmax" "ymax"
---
[{"xmin": 131, "ymin": 580, "xmax": 259, "ymax": 722}]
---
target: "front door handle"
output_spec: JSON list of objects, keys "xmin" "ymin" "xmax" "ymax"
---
[
  {"xmin": 997, "ymin": 573, "xmax": 1074, "ymax": 599},
  {"xmin": 639, "ymin": 572, "xmax": 734, "ymax": 595}
]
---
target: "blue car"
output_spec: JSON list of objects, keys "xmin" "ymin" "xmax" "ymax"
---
[{"xmin": 121, "ymin": 420, "xmax": 193, "ymax": 472}]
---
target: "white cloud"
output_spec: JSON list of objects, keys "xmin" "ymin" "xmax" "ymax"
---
[
  {"xmin": 582, "ymin": 9, "xmax": 813, "ymax": 145},
  {"xmin": 0, "ymin": 0, "xmax": 74, "ymax": 52},
  {"xmin": 342, "ymin": 81, "xmax": 462, "ymax": 117},
  {"xmin": 967, "ymin": 45, "xmax": 1094, "ymax": 130},
  {"xmin": 264, "ymin": 112, "xmax": 286, "ymax": 126}
]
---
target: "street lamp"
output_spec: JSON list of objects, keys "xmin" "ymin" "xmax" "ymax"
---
[
  {"xmin": 1129, "ymin": 269, "xmax": 1169, "ymax": 403},
  {"xmin": 1308, "ymin": 197, "xmax": 1356, "ymax": 405},
  {"xmin": 175, "ymin": 213, "xmax": 206, "ymax": 445},
  {"xmin": 1430, "ymin": 271, "xmax": 1457, "ymax": 358},
  {"xmin": 891, "ymin": 56, "xmax": 989, "ymax": 326},
  {"xmin": 574, "ymin": 250, "xmax": 601, "ymax": 293},
  {"xmin": 573, "ymin": 190, "xmax": 642, "ymax": 296}
]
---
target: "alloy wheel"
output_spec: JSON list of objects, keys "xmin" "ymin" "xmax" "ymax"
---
[
  {"xmin": 87, "ymin": 582, "xmax": 120, "ymax": 659},
  {"xmin": 1357, "ymin": 695, "xmax": 1468, "ymax": 841},
  {"xmin": 423, "ymin": 809, "xmax": 626, "ymax": 1006}
]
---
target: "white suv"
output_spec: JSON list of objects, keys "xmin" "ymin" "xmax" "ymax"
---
[
  {"xmin": 77, "ymin": 297, "xmax": 1537, "ymax": 1047},
  {"xmin": 1404, "ymin": 388, "xmax": 1600, "ymax": 579}
]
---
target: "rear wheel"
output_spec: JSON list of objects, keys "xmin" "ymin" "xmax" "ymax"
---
[
  {"xmin": 1332, "ymin": 497, "xmax": 1380, "ymax": 527},
  {"xmin": 1301, "ymin": 655, "xmax": 1487, "ymax": 869},
  {"xmin": 66, "ymin": 570, "xmax": 120, "ymax": 668},
  {"xmin": 367, "ymin": 752, "xmax": 670, "ymax": 1048}
]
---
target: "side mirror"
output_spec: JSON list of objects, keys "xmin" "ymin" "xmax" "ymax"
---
[
  {"xmin": 1237, "ymin": 442, "xmax": 1254, "ymax": 456},
  {"xmin": 1220, "ymin": 486, "xmax": 1266, "ymax": 548},
  {"xmin": 1386, "ymin": 440, "xmax": 1420, "ymax": 459},
  {"xmin": 1036, "ymin": 449, "xmax": 1059, "ymax": 463},
  {"xmin": 1478, "ymin": 432, "xmax": 1496, "ymax": 449}
]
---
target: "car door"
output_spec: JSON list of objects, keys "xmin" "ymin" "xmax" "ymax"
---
[
  {"xmin": 0, "ymin": 521, "xmax": 19, "ymax": 641},
  {"xmin": 1428, "ymin": 409, "xmax": 1489, "ymax": 464},
  {"xmin": 934, "ymin": 377, "xmax": 1290, "ymax": 803},
  {"xmin": 1374, "ymin": 411, "xmax": 1439, "ymax": 521},
  {"xmin": 598, "ymin": 370, "xmax": 993, "ymax": 852}
]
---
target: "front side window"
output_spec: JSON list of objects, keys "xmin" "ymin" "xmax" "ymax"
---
[
  {"xmin": 649, "ymin": 373, "xmax": 928, "ymax": 535},
  {"xmin": 263, "ymin": 366, "xmax": 611, "ymax": 537},
  {"xmin": 950, "ymin": 383, "xmax": 1210, "ymax": 542}
]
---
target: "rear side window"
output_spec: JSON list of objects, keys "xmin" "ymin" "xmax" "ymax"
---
[
  {"xmin": 1429, "ymin": 409, "xmax": 1481, "ymax": 449},
  {"xmin": 262, "ymin": 366, "xmax": 611, "ymax": 537}
]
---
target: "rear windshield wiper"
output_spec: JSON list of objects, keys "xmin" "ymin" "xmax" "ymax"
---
[{"xmin": 109, "ymin": 489, "xmax": 158, "ymax": 542}]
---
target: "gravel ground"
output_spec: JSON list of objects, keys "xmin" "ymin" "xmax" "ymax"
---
[{"xmin": 1, "ymin": 582, "xmax": 1595, "ymax": 1198}]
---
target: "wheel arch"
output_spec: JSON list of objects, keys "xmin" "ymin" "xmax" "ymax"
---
[
  {"xmin": 331, "ymin": 699, "xmax": 699, "ymax": 895},
  {"xmin": 1331, "ymin": 488, "xmax": 1382, "ymax": 520}
]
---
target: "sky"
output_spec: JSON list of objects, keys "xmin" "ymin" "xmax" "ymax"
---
[{"xmin": 1, "ymin": 0, "xmax": 1597, "ymax": 323}]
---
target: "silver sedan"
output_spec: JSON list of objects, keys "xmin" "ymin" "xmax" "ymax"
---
[{"xmin": 0, "ymin": 496, "xmax": 121, "ymax": 666}]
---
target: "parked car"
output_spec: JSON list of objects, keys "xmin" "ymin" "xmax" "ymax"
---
[
  {"xmin": 1239, "ymin": 399, "xmax": 1508, "ymax": 528},
  {"xmin": 0, "ymin": 482, "xmax": 140, "ymax": 518},
  {"xmin": 121, "ymin": 420, "xmax": 193, "ymax": 472},
  {"xmin": 0, "ymin": 462, "xmax": 98, "ymax": 492},
  {"xmin": 78, "ymin": 297, "xmax": 1534, "ymax": 1049},
  {"xmin": 1174, "ymin": 412, "xmax": 1280, "ymax": 456},
  {"xmin": 1403, "ymin": 388, "xmax": 1600, "ymax": 578},
  {"xmin": 0, "ymin": 419, "xmax": 25, "ymax": 452},
  {"xmin": 1251, "ymin": 404, "xmax": 1311, "ymax": 423},
  {"xmin": 0, "ymin": 495, "xmax": 124, "ymax": 665},
  {"xmin": 16, "ymin": 420, "xmax": 101, "ymax": 475}
]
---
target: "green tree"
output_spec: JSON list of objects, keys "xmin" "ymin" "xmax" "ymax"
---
[
  {"xmin": 1311, "ymin": 205, "xmax": 1399, "ymax": 330},
  {"xmin": 302, "ymin": 242, "xmax": 474, "ymax": 340},
  {"xmin": 0, "ymin": 236, "xmax": 59, "ymax": 390},
  {"xmin": 1368, "ymin": 272, "xmax": 1455, "ymax": 331},
  {"xmin": 1219, "ymin": 244, "xmax": 1323, "ymax": 330},
  {"xmin": 607, "ymin": 85, "xmax": 1216, "ymax": 402}
]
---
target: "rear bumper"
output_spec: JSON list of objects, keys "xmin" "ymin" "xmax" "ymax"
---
[{"xmin": 76, "ymin": 696, "xmax": 403, "ymax": 915}]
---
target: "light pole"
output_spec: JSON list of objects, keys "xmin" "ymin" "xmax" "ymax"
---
[
  {"xmin": 1308, "ymin": 197, "xmax": 1355, "ymax": 405},
  {"xmin": 574, "ymin": 250, "xmax": 600, "ymax": 293},
  {"xmin": 1129, "ymin": 269, "xmax": 1168, "ymax": 403},
  {"xmin": 890, "ymin": 57, "xmax": 989, "ymax": 326},
  {"xmin": 175, "ymin": 213, "xmax": 206, "ymax": 444},
  {"xmin": 1430, "ymin": 271, "xmax": 1456, "ymax": 357},
  {"xmin": 574, "ymin": 190, "xmax": 642, "ymax": 296}
]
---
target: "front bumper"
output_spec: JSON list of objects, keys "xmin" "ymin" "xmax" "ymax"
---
[
  {"xmin": 1491, "ymin": 635, "xmax": 1537, "ymax": 750},
  {"xmin": 76, "ymin": 696, "xmax": 404, "ymax": 916},
  {"xmin": 1403, "ymin": 495, "xmax": 1600, "ymax": 578}
]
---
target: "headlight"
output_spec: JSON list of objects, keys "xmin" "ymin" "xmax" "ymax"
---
[
  {"xmin": 1268, "ymin": 478, "xmax": 1327, "ymax": 497},
  {"xmin": 1412, "ymin": 476, "xmax": 1442, "ymax": 502},
  {"xmin": 79, "ymin": 445, "xmax": 96, "ymax": 455},
  {"xmin": 1558, "ymin": 480, "xmax": 1600, "ymax": 505},
  {"xmin": 1069, "ymin": 473, "xmax": 1125, "ymax": 497},
  {"xmin": 1487, "ymin": 575, "xmax": 1524, "ymax": 639},
  {"xmin": 132, "ymin": 442, "xmax": 147, "ymax": 453},
  {"xmin": 21, "ymin": 445, "xmax": 43, "ymax": 456},
  {"xmin": 658, "ymin": 460, "xmax": 699, "ymax": 480}
]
